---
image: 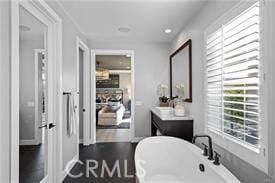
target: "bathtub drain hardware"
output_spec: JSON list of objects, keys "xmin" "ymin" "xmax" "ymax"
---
[{"xmin": 199, "ymin": 164, "xmax": 205, "ymax": 172}]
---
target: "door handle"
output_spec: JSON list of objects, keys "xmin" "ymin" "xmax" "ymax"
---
[
  {"xmin": 49, "ymin": 123, "xmax": 56, "ymax": 129},
  {"xmin": 39, "ymin": 124, "xmax": 47, "ymax": 129}
]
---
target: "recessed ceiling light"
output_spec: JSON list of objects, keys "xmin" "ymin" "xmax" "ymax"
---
[
  {"xmin": 164, "ymin": 29, "xmax": 172, "ymax": 34},
  {"xmin": 19, "ymin": 25, "xmax": 31, "ymax": 31},
  {"xmin": 118, "ymin": 27, "xmax": 131, "ymax": 33}
]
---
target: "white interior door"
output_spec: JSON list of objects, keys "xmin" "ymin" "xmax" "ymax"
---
[
  {"xmin": 11, "ymin": 0, "xmax": 62, "ymax": 182},
  {"xmin": 18, "ymin": 3, "xmax": 55, "ymax": 183}
]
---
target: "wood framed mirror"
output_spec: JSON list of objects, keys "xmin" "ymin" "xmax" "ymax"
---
[{"xmin": 170, "ymin": 39, "xmax": 192, "ymax": 102}]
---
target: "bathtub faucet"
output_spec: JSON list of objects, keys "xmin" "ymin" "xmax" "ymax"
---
[{"xmin": 192, "ymin": 134, "xmax": 214, "ymax": 160}]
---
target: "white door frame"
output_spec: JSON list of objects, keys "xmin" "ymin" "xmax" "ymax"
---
[
  {"xmin": 90, "ymin": 50, "xmax": 135, "ymax": 144},
  {"xmin": 76, "ymin": 37, "xmax": 90, "ymax": 147},
  {"xmin": 11, "ymin": 0, "xmax": 63, "ymax": 182}
]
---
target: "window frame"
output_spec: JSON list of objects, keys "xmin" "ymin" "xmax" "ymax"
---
[{"xmin": 204, "ymin": 0, "xmax": 268, "ymax": 173}]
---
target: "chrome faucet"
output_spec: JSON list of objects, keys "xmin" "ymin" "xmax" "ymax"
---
[{"xmin": 192, "ymin": 134, "xmax": 214, "ymax": 160}]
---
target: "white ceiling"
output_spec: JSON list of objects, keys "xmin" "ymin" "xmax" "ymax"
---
[
  {"xmin": 19, "ymin": 6, "xmax": 45, "ymax": 41},
  {"xmin": 96, "ymin": 55, "xmax": 131, "ymax": 70},
  {"xmin": 58, "ymin": 0, "xmax": 207, "ymax": 43}
]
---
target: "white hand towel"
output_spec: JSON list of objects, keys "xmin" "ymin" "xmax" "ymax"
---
[{"xmin": 67, "ymin": 93, "xmax": 76, "ymax": 136}]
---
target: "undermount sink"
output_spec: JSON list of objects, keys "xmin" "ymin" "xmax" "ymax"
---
[{"xmin": 156, "ymin": 107, "xmax": 173, "ymax": 116}]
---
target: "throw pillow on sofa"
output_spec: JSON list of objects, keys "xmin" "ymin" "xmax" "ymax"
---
[{"xmin": 108, "ymin": 99, "xmax": 121, "ymax": 111}]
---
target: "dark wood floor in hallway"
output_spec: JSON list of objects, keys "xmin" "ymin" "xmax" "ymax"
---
[
  {"xmin": 63, "ymin": 143, "xmax": 137, "ymax": 183},
  {"xmin": 20, "ymin": 144, "xmax": 45, "ymax": 183}
]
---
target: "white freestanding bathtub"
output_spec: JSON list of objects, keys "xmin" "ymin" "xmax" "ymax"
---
[{"xmin": 135, "ymin": 136, "xmax": 240, "ymax": 183}]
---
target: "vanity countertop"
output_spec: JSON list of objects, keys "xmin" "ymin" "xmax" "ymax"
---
[{"xmin": 150, "ymin": 107, "xmax": 193, "ymax": 121}]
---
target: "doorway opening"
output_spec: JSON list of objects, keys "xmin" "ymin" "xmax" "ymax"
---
[
  {"xmin": 76, "ymin": 37, "xmax": 90, "ymax": 148},
  {"xmin": 91, "ymin": 50, "xmax": 135, "ymax": 143}
]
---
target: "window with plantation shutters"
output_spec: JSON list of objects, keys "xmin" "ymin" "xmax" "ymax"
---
[{"xmin": 205, "ymin": 2, "xmax": 260, "ymax": 148}]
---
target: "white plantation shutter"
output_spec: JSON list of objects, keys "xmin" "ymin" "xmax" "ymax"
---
[
  {"xmin": 205, "ymin": 2, "xmax": 260, "ymax": 147},
  {"xmin": 206, "ymin": 29, "xmax": 223, "ymax": 133}
]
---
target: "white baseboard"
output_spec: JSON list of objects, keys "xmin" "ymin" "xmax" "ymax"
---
[
  {"xmin": 79, "ymin": 138, "xmax": 92, "ymax": 146},
  {"xmin": 62, "ymin": 154, "xmax": 79, "ymax": 181},
  {"xmin": 89, "ymin": 138, "xmax": 96, "ymax": 145},
  {"xmin": 79, "ymin": 138, "xmax": 96, "ymax": 145},
  {"xmin": 82, "ymin": 138, "xmax": 141, "ymax": 144},
  {"xmin": 20, "ymin": 139, "xmax": 40, "ymax": 145},
  {"xmin": 131, "ymin": 137, "xmax": 146, "ymax": 143}
]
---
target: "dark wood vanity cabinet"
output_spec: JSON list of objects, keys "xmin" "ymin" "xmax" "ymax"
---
[{"xmin": 151, "ymin": 112, "xmax": 193, "ymax": 142}]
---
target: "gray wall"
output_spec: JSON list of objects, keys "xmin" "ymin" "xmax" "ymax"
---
[
  {"xmin": 90, "ymin": 41, "xmax": 170, "ymax": 138},
  {"xmin": 19, "ymin": 38, "xmax": 44, "ymax": 140},
  {"xmin": 0, "ymin": 1, "xmax": 11, "ymax": 182},
  {"xmin": 171, "ymin": 1, "xmax": 275, "ymax": 182}
]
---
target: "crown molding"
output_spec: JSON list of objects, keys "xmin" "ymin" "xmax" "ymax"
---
[{"xmin": 55, "ymin": 0, "xmax": 87, "ymax": 37}]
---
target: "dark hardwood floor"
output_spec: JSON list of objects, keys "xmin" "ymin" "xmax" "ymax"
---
[
  {"xmin": 20, "ymin": 144, "xmax": 45, "ymax": 183},
  {"xmin": 63, "ymin": 143, "xmax": 137, "ymax": 183}
]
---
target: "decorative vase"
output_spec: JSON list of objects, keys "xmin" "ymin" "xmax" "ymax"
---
[
  {"xmin": 174, "ymin": 98, "xmax": 185, "ymax": 116},
  {"xmin": 159, "ymin": 101, "xmax": 169, "ymax": 107}
]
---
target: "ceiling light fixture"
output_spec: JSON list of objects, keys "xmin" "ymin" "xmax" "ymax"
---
[
  {"xmin": 96, "ymin": 62, "xmax": 109, "ymax": 80},
  {"xmin": 118, "ymin": 27, "xmax": 131, "ymax": 33},
  {"xmin": 164, "ymin": 29, "xmax": 172, "ymax": 34}
]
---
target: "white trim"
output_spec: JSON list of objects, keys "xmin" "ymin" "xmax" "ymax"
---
[
  {"xmin": 259, "ymin": 0, "xmax": 269, "ymax": 174},
  {"xmin": 61, "ymin": 154, "xmax": 78, "ymax": 181},
  {"xmin": 90, "ymin": 51, "xmax": 96, "ymax": 144},
  {"xmin": 19, "ymin": 139, "xmax": 41, "ymax": 146},
  {"xmin": 34, "ymin": 49, "xmax": 45, "ymax": 145},
  {"xmin": 262, "ymin": 0, "xmax": 274, "ymax": 176},
  {"xmin": 11, "ymin": 0, "xmax": 63, "ymax": 182},
  {"xmin": 78, "ymin": 138, "xmax": 94, "ymax": 144},
  {"xmin": 90, "ymin": 50, "xmax": 135, "ymax": 144},
  {"xmin": 55, "ymin": 1, "xmax": 86, "ymax": 36},
  {"xmin": 11, "ymin": 1, "xmax": 20, "ymax": 181},
  {"xmin": 76, "ymin": 37, "xmax": 90, "ymax": 147}
]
